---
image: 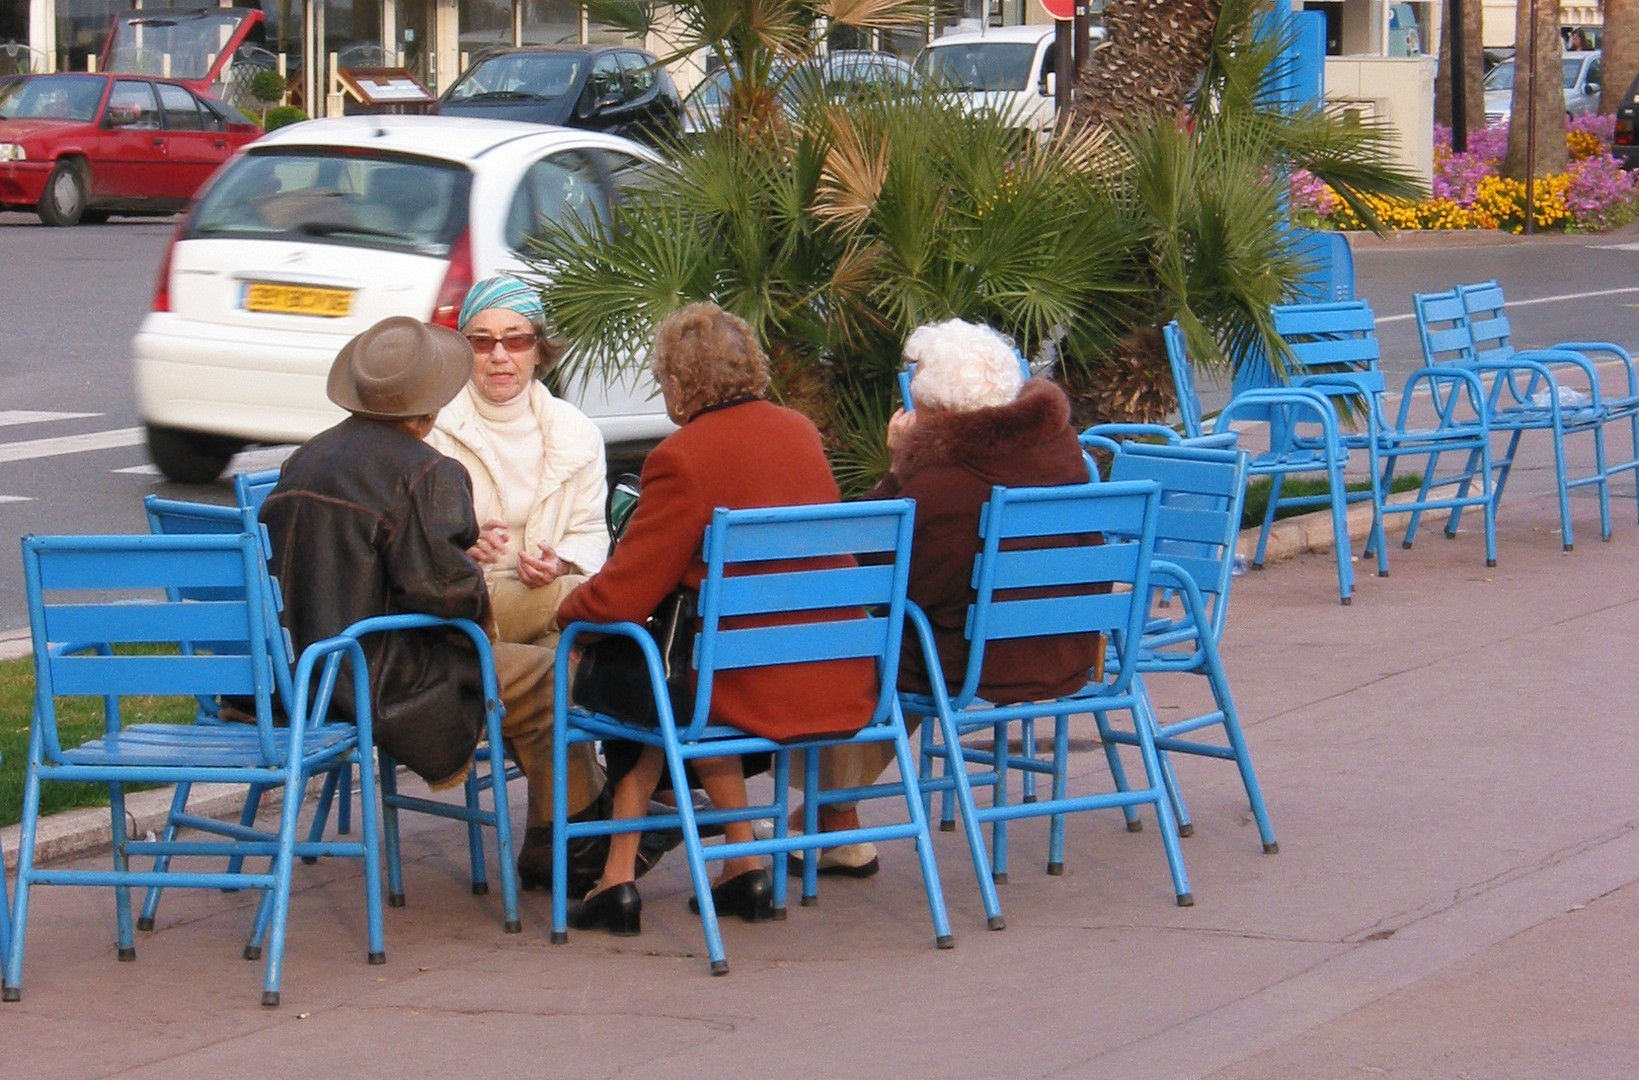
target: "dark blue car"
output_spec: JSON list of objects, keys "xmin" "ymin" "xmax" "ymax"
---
[{"xmin": 434, "ymin": 45, "xmax": 681, "ymax": 147}]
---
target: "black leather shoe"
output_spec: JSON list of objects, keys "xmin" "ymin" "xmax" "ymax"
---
[
  {"xmin": 567, "ymin": 882, "xmax": 642, "ymax": 936},
  {"xmin": 517, "ymin": 787, "xmax": 614, "ymax": 898},
  {"xmin": 688, "ymin": 868, "xmax": 774, "ymax": 923}
]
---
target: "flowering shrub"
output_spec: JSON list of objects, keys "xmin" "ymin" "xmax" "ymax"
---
[{"xmin": 1291, "ymin": 116, "xmax": 1639, "ymax": 233}]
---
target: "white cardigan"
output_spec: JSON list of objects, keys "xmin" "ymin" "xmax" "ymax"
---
[{"xmin": 428, "ymin": 382, "xmax": 610, "ymax": 579}]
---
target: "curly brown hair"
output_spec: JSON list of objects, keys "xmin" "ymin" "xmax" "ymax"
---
[{"xmin": 650, "ymin": 302, "xmax": 771, "ymax": 419}]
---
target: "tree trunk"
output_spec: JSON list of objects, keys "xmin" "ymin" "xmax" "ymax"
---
[
  {"xmin": 1069, "ymin": 0, "xmax": 1223, "ymax": 129},
  {"xmin": 1602, "ymin": 0, "xmax": 1639, "ymax": 116},
  {"xmin": 1502, "ymin": 0, "xmax": 1567, "ymax": 179},
  {"xmin": 1433, "ymin": 0, "xmax": 1486, "ymax": 134}
]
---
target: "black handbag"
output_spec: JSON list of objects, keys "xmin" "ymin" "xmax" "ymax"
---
[{"xmin": 570, "ymin": 585, "xmax": 697, "ymax": 728}]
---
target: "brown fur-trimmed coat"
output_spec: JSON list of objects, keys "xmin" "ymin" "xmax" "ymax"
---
[{"xmin": 867, "ymin": 379, "xmax": 1100, "ymax": 703}]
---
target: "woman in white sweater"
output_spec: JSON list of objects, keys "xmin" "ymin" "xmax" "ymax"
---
[{"xmin": 428, "ymin": 275, "xmax": 610, "ymax": 650}]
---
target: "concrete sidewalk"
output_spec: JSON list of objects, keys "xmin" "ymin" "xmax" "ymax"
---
[{"xmin": 4, "ymin": 437, "xmax": 1638, "ymax": 1079}]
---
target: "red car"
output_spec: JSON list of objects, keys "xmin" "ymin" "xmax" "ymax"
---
[{"xmin": 0, "ymin": 73, "xmax": 261, "ymax": 226}]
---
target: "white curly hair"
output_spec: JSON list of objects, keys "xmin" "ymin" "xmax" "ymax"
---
[{"xmin": 904, "ymin": 319, "xmax": 1025, "ymax": 413}]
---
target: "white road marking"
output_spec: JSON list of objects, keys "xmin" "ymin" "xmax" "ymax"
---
[
  {"xmin": 113, "ymin": 444, "xmax": 295, "ymax": 477},
  {"xmin": 0, "ymin": 410, "xmax": 100, "ymax": 427},
  {"xmin": 0, "ymin": 495, "xmax": 32, "ymax": 504},
  {"xmin": 0, "ymin": 426, "xmax": 144, "ymax": 464},
  {"xmin": 1377, "ymin": 285, "xmax": 1639, "ymax": 324}
]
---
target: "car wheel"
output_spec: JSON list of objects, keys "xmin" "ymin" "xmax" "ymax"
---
[
  {"xmin": 37, "ymin": 160, "xmax": 88, "ymax": 227},
  {"xmin": 146, "ymin": 424, "xmax": 244, "ymax": 484}
]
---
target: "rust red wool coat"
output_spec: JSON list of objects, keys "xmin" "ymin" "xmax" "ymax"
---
[
  {"xmin": 867, "ymin": 379, "xmax": 1100, "ymax": 704},
  {"xmin": 557, "ymin": 399, "xmax": 878, "ymax": 741}
]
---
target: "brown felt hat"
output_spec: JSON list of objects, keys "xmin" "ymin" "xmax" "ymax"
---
[{"xmin": 327, "ymin": 316, "xmax": 473, "ymax": 419}]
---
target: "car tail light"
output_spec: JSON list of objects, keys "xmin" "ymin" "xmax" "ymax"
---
[
  {"xmin": 1617, "ymin": 115, "xmax": 1635, "ymax": 147},
  {"xmin": 150, "ymin": 219, "xmax": 188, "ymax": 312},
  {"xmin": 430, "ymin": 229, "xmax": 474, "ymax": 329}
]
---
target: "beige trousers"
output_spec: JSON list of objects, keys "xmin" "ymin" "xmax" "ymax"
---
[
  {"xmin": 488, "ymin": 573, "xmax": 588, "ymax": 651},
  {"xmin": 491, "ymin": 639, "xmax": 603, "ymax": 829}
]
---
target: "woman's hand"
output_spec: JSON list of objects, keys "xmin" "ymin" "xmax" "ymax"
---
[
  {"xmin": 885, "ymin": 407, "xmax": 917, "ymax": 453},
  {"xmin": 516, "ymin": 543, "xmax": 565, "ymax": 589},
  {"xmin": 467, "ymin": 520, "xmax": 509, "ymax": 565}
]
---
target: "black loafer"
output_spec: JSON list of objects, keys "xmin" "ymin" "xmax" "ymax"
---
[
  {"xmin": 688, "ymin": 868, "xmax": 774, "ymax": 923},
  {"xmin": 567, "ymin": 882, "xmax": 641, "ymax": 936}
]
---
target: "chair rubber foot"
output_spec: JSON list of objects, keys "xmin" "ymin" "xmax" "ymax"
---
[
  {"xmin": 992, "ymin": 872, "xmax": 1008, "ymax": 885},
  {"xmin": 1126, "ymin": 819, "xmax": 1144, "ymax": 833},
  {"xmin": 1376, "ymin": 570, "xmax": 1389, "ymax": 578},
  {"xmin": 1263, "ymin": 841, "xmax": 1280, "ymax": 854},
  {"xmin": 471, "ymin": 882, "xmax": 489, "ymax": 896},
  {"xmin": 1251, "ymin": 562, "xmax": 1263, "ymax": 571},
  {"xmin": 1046, "ymin": 861, "xmax": 1063, "ymax": 876},
  {"xmin": 710, "ymin": 960, "xmax": 730, "ymax": 977},
  {"xmin": 1340, "ymin": 596, "xmax": 1352, "ymax": 606},
  {"xmin": 367, "ymin": 951, "xmax": 385, "ymax": 966},
  {"xmin": 300, "ymin": 856, "xmax": 318, "ymax": 865},
  {"xmin": 504, "ymin": 919, "xmax": 522, "ymax": 934},
  {"xmin": 938, "ymin": 821, "xmax": 955, "ymax": 832},
  {"xmin": 1021, "ymin": 794, "xmax": 1037, "ymax": 804},
  {"xmin": 772, "ymin": 907, "xmax": 788, "ymax": 921},
  {"xmin": 986, "ymin": 916, "xmax": 1006, "ymax": 931},
  {"xmin": 1, "ymin": 986, "xmax": 17, "ymax": 1002},
  {"xmin": 800, "ymin": 895, "xmax": 818, "ymax": 907},
  {"xmin": 388, "ymin": 893, "xmax": 406, "ymax": 909},
  {"xmin": 1564, "ymin": 544, "xmax": 1574, "ymax": 552},
  {"xmin": 136, "ymin": 916, "xmax": 154, "ymax": 932},
  {"xmin": 936, "ymin": 934, "xmax": 955, "ymax": 950},
  {"xmin": 339, "ymin": 827, "xmax": 351, "ymax": 835},
  {"xmin": 117, "ymin": 946, "xmax": 136, "ymax": 962},
  {"xmin": 244, "ymin": 945, "xmax": 262, "ymax": 961},
  {"xmin": 1486, "ymin": 559, "xmax": 1497, "ymax": 568},
  {"xmin": 1178, "ymin": 823, "xmax": 1194, "ymax": 838},
  {"xmin": 550, "ymin": 931, "xmax": 568, "ymax": 944},
  {"xmin": 1176, "ymin": 892, "xmax": 1195, "ymax": 907},
  {"xmin": 1404, "ymin": 540, "xmax": 1417, "ymax": 549},
  {"xmin": 261, "ymin": 991, "xmax": 280, "ymax": 1007}
]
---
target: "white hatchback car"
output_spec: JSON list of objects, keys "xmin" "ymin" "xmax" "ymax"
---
[
  {"xmin": 913, "ymin": 24, "xmax": 1106, "ymax": 141},
  {"xmin": 132, "ymin": 114, "xmax": 674, "ymax": 483}
]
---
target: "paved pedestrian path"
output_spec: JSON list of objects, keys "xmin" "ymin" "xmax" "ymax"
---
[{"xmin": 4, "ymin": 430, "xmax": 1637, "ymax": 1080}]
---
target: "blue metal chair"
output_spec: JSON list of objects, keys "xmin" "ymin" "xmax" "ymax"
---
[
  {"xmin": 0, "ymin": 760, "xmax": 9, "ymax": 975},
  {"xmin": 1413, "ymin": 283, "xmax": 1618, "ymax": 551},
  {"xmin": 4, "ymin": 532, "xmax": 384, "ymax": 1007},
  {"xmin": 1100, "ymin": 441, "xmax": 1276, "ymax": 851},
  {"xmin": 1272, "ymin": 300, "xmax": 1499, "ymax": 569},
  {"xmin": 900, "ymin": 479, "xmax": 1193, "ymax": 930},
  {"xmin": 550, "ymin": 500, "xmax": 952, "ymax": 974},
  {"xmin": 1164, "ymin": 319, "xmax": 1358, "ymax": 604},
  {"xmin": 141, "ymin": 478, "xmax": 521, "ymax": 933}
]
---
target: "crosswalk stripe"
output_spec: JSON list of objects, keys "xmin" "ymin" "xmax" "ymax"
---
[
  {"xmin": 0, "ymin": 427, "xmax": 145, "ymax": 464},
  {"xmin": 0, "ymin": 411, "xmax": 100, "ymax": 427},
  {"xmin": 0, "ymin": 495, "xmax": 32, "ymax": 504}
]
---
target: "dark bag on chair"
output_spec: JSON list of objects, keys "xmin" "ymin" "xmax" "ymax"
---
[{"xmin": 570, "ymin": 585, "xmax": 696, "ymax": 729}]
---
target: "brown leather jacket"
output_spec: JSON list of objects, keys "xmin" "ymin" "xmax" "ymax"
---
[{"xmin": 260, "ymin": 415, "xmax": 488, "ymax": 784}]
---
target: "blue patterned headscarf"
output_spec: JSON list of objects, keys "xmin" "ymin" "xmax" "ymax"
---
[{"xmin": 458, "ymin": 275, "xmax": 545, "ymax": 331}]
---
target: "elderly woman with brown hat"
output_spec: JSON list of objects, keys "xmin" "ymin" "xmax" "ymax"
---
[
  {"xmin": 552, "ymin": 301, "xmax": 880, "ymax": 936},
  {"xmin": 260, "ymin": 315, "xmax": 608, "ymax": 896}
]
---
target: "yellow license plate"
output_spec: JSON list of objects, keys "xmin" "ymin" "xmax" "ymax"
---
[{"xmin": 243, "ymin": 282, "xmax": 354, "ymax": 318}]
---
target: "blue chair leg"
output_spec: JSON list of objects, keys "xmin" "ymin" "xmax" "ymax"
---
[
  {"xmin": 1326, "ymin": 450, "xmax": 1354, "ymax": 605},
  {"xmin": 0, "ymin": 833, "xmax": 9, "ymax": 975},
  {"xmin": 1093, "ymin": 708, "xmax": 1144, "ymax": 832},
  {"xmin": 886, "ymin": 715, "xmax": 953, "ymax": 949},
  {"xmin": 109, "ymin": 782, "xmax": 136, "ymax": 962},
  {"xmin": 1046, "ymin": 716, "xmax": 1070, "ymax": 874},
  {"xmin": 380, "ymin": 752, "xmax": 405, "ymax": 909},
  {"xmin": 1134, "ymin": 689, "xmax": 1192, "ymax": 838},
  {"xmin": 989, "ymin": 720, "xmax": 1010, "ymax": 885},
  {"xmin": 1018, "ymin": 717, "xmax": 1038, "ymax": 803},
  {"xmin": 800, "ymin": 751, "xmax": 821, "ymax": 905},
  {"xmin": 305, "ymin": 771, "xmax": 342, "ymax": 860},
  {"xmin": 1131, "ymin": 698, "xmax": 1193, "ymax": 907},
  {"xmin": 668, "ymin": 742, "xmax": 730, "ymax": 975},
  {"xmin": 463, "ymin": 767, "xmax": 487, "ymax": 896},
  {"xmin": 934, "ymin": 707, "xmax": 1004, "ymax": 930},
  {"xmin": 336, "ymin": 761, "xmax": 353, "ymax": 836},
  {"xmin": 483, "ymin": 734, "xmax": 521, "ymax": 934},
  {"xmin": 138, "ymin": 780, "xmax": 195, "ymax": 929},
  {"xmin": 3, "ymin": 745, "xmax": 46, "ymax": 1000}
]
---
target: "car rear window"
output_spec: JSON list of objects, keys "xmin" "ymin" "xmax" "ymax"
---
[{"xmin": 186, "ymin": 149, "xmax": 472, "ymax": 254}]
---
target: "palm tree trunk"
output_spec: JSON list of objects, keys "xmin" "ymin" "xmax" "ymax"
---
[
  {"xmin": 1434, "ymin": 0, "xmax": 1486, "ymax": 135},
  {"xmin": 1602, "ymin": 0, "xmax": 1639, "ymax": 117},
  {"xmin": 1503, "ymin": 0, "xmax": 1567, "ymax": 178},
  {"xmin": 1069, "ymin": 0, "xmax": 1223, "ymax": 129}
]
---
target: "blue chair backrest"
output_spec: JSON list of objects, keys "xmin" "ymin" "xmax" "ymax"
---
[
  {"xmin": 686, "ymin": 499, "xmax": 916, "ymax": 740},
  {"xmin": 22, "ymin": 532, "xmax": 283, "ymax": 764},
  {"xmin": 1162, "ymin": 321, "xmax": 1209, "ymax": 440},
  {"xmin": 235, "ymin": 469, "xmax": 281, "ymax": 521},
  {"xmin": 1271, "ymin": 299, "xmax": 1387, "ymax": 398},
  {"xmin": 1106, "ymin": 443, "xmax": 1248, "ymax": 643},
  {"xmin": 1413, "ymin": 286, "xmax": 1476, "ymax": 368},
  {"xmin": 1455, "ymin": 280, "xmax": 1518, "ymax": 365},
  {"xmin": 952, "ymin": 479, "xmax": 1161, "ymax": 708}
]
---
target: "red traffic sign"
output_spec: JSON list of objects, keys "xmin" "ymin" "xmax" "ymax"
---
[{"xmin": 1039, "ymin": 0, "xmax": 1075, "ymax": 21}]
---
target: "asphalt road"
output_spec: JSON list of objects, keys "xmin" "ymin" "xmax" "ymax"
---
[{"xmin": 2, "ymin": 212, "xmax": 1639, "ymax": 637}]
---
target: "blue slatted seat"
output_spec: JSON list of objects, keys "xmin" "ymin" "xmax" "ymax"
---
[
  {"xmin": 1100, "ymin": 441, "xmax": 1275, "ymax": 851},
  {"xmin": 1414, "ymin": 282, "xmax": 1623, "ymax": 550},
  {"xmin": 900, "ymin": 479, "xmax": 1192, "ymax": 930},
  {"xmin": 4, "ymin": 532, "xmax": 384, "ymax": 1007},
  {"xmin": 551, "ymin": 500, "xmax": 952, "ymax": 974}
]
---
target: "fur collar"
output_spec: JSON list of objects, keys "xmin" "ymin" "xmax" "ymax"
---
[{"xmin": 894, "ymin": 379, "xmax": 1073, "ymax": 478}]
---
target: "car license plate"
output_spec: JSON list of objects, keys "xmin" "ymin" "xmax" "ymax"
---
[{"xmin": 243, "ymin": 282, "xmax": 354, "ymax": 318}]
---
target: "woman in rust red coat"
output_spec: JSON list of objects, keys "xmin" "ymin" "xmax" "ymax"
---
[{"xmin": 554, "ymin": 302, "xmax": 878, "ymax": 935}]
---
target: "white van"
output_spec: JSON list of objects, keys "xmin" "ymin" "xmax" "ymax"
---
[{"xmin": 912, "ymin": 23, "xmax": 1106, "ymax": 140}]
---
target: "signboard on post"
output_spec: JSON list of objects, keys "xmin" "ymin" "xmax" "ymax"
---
[
  {"xmin": 1039, "ymin": 0, "xmax": 1075, "ymax": 19},
  {"xmin": 336, "ymin": 67, "xmax": 436, "ymax": 110}
]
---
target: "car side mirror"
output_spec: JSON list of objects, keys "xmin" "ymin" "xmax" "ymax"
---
[
  {"xmin": 1039, "ymin": 72, "xmax": 1056, "ymax": 98},
  {"xmin": 1588, "ymin": 80, "xmax": 1601, "ymax": 94}
]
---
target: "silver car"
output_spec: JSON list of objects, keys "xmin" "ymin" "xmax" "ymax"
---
[{"xmin": 1483, "ymin": 50, "xmax": 1601, "ymax": 126}]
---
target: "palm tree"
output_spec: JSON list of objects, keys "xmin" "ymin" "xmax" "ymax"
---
[
  {"xmin": 1602, "ymin": 0, "xmax": 1638, "ymax": 119},
  {"xmin": 1434, "ymin": 0, "xmax": 1487, "ymax": 135},
  {"xmin": 1503, "ymin": 0, "xmax": 1568, "ymax": 178},
  {"xmin": 1070, "ymin": 0, "xmax": 1223, "ymax": 129}
]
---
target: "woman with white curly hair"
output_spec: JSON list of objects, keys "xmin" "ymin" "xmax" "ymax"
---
[{"xmin": 791, "ymin": 317, "xmax": 1099, "ymax": 877}]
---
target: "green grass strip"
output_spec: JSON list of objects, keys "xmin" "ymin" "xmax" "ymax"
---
[{"xmin": 1242, "ymin": 473, "xmax": 1425, "ymax": 531}]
